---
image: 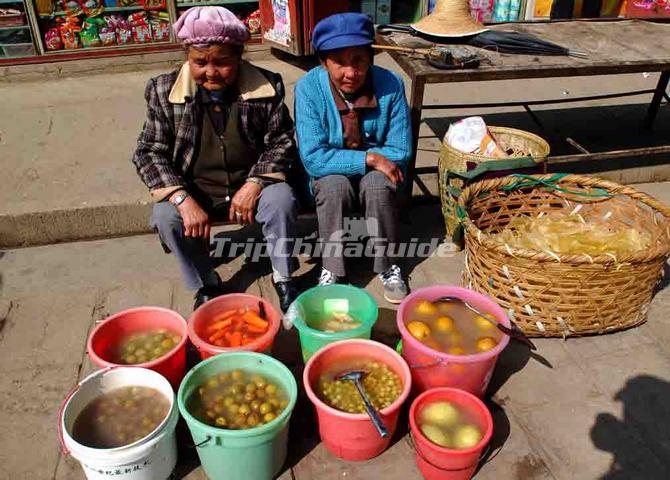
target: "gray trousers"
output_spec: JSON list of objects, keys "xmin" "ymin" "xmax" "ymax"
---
[
  {"xmin": 313, "ymin": 171, "xmax": 400, "ymax": 277},
  {"xmin": 151, "ymin": 182, "xmax": 298, "ymax": 291}
]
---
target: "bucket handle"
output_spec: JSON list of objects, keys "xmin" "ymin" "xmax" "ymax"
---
[
  {"xmin": 189, "ymin": 436, "xmax": 212, "ymax": 449},
  {"xmin": 407, "ymin": 432, "xmax": 492, "ymax": 472},
  {"xmin": 409, "ymin": 357, "xmax": 445, "ymax": 369},
  {"xmin": 57, "ymin": 366, "xmax": 116, "ymax": 456}
]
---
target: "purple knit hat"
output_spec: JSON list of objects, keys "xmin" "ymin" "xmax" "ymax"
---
[{"xmin": 173, "ymin": 6, "xmax": 250, "ymax": 47}]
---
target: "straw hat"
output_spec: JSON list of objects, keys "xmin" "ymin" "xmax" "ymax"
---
[{"xmin": 413, "ymin": 0, "xmax": 488, "ymax": 38}]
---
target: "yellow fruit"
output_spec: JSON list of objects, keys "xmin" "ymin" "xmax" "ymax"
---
[
  {"xmin": 448, "ymin": 332, "xmax": 464, "ymax": 346},
  {"xmin": 414, "ymin": 300, "xmax": 438, "ymax": 316},
  {"xmin": 447, "ymin": 346, "xmax": 466, "ymax": 356},
  {"xmin": 434, "ymin": 316, "xmax": 455, "ymax": 333},
  {"xmin": 420, "ymin": 402, "xmax": 460, "ymax": 428},
  {"xmin": 453, "ymin": 425, "xmax": 482, "ymax": 449},
  {"xmin": 476, "ymin": 337, "xmax": 498, "ymax": 352},
  {"xmin": 420, "ymin": 424, "xmax": 451, "ymax": 447},
  {"xmin": 407, "ymin": 321, "xmax": 431, "ymax": 340},
  {"xmin": 475, "ymin": 314, "xmax": 496, "ymax": 331}
]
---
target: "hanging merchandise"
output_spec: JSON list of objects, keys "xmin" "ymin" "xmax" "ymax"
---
[
  {"xmin": 59, "ymin": 16, "xmax": 81, "ymax": 49},
  {"xmin": 82, "ymin": 0, "xmax": 104, "ymax": 17}
]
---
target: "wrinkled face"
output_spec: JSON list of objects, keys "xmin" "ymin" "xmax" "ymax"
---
[
  {"xmin": 322, "ymin": 46, "xmax": 372, "ymax": 94},
  {"xmin": 187, "ymin": 43, "xmax": 241, "ymax": 91}
]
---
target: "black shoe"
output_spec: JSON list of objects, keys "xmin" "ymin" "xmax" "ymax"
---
[
  {"xmin": 194, "ymin": 274, "xmax": 225, "ymax": 311},
  {"xmin": 273, "ymin": 280, "xmax": 299, "ymax": 313}
]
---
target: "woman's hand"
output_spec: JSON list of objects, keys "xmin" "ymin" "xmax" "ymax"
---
[
  {"xmin": 366, "ymin": 152, "xmax": 404, "ymax": 185},
  {"xmin": 230, "ymin": 181, "xmax": 262, "ymax": 225},
  {"xmin": 175, "ymin": 195, "xmax": 210, "ymax": 239}
]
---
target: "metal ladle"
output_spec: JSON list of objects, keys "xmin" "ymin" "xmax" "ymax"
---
[
  {"xmin": 336, "ymin": 370, "xmax": 389, "ymax": 438},
  {"xmin": 436, "ymin": 296, "xmax": 537, "ymax": 351}
]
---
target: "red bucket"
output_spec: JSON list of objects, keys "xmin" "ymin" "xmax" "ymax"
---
[
  {"xmin": 188, "ymin": 293, "xmax": 281, "ymax": 360},
  {"xmin": 303, "ymin": 339, "xmax": 412, "ymax": 461},
  {"xmin": 87, "ymin": 307, "xmax": 188, "ymax": 389},
  {"xmin": 409, "ymin": 388, "xmax": 493, "ymax": 480},
  {"xmin": 397, "ymin": 286, "xmax": 510, "ymax": 397}
]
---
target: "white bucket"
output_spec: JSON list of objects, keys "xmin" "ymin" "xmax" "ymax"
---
[{"xmin": 59, "ymin": 367, "xmax": 179, "ymax": 480}]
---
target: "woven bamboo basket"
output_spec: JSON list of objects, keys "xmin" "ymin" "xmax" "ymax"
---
[
  {"xmin": 458, "ymin": 174, "xmax": 670, "ymax": 337},
  {"xmin": 439, "ymin": 126, "xmax": 549, "ymax": 244}
]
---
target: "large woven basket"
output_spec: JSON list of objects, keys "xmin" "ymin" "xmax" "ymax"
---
[
  {"xmin": 458, "ymin": 174, "xmax": 670, "ymax": 337},
  {"xmin": 439, "ymin": 126, "xmax": 549, "ymax": 243}
]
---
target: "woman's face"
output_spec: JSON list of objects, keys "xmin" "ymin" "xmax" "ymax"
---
[
  {"xmin": 322, "ymin": 46, "xmax": 372, "ymax": 95},
  {"xmin": 187, "ymin": 43, "xmax": 241, "ymax": 91}
]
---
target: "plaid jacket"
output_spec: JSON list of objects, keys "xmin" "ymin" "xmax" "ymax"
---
[{"xmin": 132, "ymin": 61, "xmax": 298, "ymax": 201}]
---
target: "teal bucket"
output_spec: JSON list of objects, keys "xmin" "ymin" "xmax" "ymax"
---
[
  {"xmin": 292, "ymin": 285, "xmax": 378, "ymax": 362},
  {"xmin": 177, "ymin": 352, "xmax": 298, "ymax": 480}
]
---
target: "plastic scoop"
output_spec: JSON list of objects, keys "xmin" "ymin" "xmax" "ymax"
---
[
  {"xmin": 336, "ymin": 370, "xmax": 389, "ymax": 438},
  {"xmin": 436, "ymin": 296, "xmax": 537, "ymax": 351}
]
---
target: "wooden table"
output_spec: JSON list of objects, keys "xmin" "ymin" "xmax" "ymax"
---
[{"xmin": 378, "ymin": 20, "xmax": 670, "ymax": 200}]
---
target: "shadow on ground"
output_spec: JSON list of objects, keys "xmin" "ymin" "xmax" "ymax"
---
[{"xmin": 591, "ymin": 375, "xmax": 670, "ymax": 480}]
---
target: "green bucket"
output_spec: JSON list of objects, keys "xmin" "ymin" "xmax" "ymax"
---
[
  {"xmin": 177, "ymin": 352, "xmax": 298, "ymax": 480},
  {"xmin": 292, "ymin": 284, "xmax": 378, "ymax": 362}
]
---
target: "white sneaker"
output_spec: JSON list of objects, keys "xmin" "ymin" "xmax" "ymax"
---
[
  {"xmin": 379, "ymin": 265, "xmax": 409, "ymax": 304},
  {"xmin": 318, "ymin": 267, "xmax": 339, "ymax": 286}
]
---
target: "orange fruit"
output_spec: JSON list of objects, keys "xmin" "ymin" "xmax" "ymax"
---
[
  {"xmin": 447, "ymin": 346, "xmax": 466, "ymax": 356},
  {"xmin": 476, "ymin": 337, "xmax": 498, "ymax": 352},
  {"xmin": 414, "ymin": 300, "xmax": 438, "ymax": 316},
  {"xmin": 434, "ymin": 316, "xmax": 455, "ymax": 333},
  {"xmin": 407, "ymin": 321, "xmax": 431, "ymax": 341},
  {"xmin": 475, "ymin": 314, "xmax": 496, "ymax": 331}
]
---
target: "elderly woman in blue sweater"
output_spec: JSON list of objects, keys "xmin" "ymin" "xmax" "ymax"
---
[{"xmin": 295, "ymin": 13, "xmax": 412, "ymax": 303}]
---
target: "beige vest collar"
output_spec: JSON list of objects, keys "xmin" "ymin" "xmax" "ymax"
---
[{"xmin": 168, "ymin": 61, "xmax": 277, "ymax": 104}]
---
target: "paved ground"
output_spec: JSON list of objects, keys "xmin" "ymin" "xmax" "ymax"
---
[
  {"xmin": 1, "ymin": 182, "xmax": 670, "ymax": 479},
  {"xmin": 1, "ymin": 49, "xmax": 669, "ymax": 247}
]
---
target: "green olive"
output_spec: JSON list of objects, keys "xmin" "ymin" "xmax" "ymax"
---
[
  {"xmin": 253, "ymin": 376, "xmax": 267, "ymax": 389},
  {"xmin": 161, "ymin": 338, "xmax": 174, "ymax": 349},
  {"xmin": 231, "ymin": 370, "xmax": 244, "ymax": 381},
  {"xmin": 244, "ymin": 392, "xmax": 255, "ymax": 402},
  {"xmin": 265, "ymin": 384, "xmax": 278, "ymax": 396},
  {"xmin": 152, "ymin": 347, "xmax": 164, "ymax": 357},
  {"xmin": 250, "ymin": 400, "xmax": 261, "ymax": 412},
  {"xmin": 247, "ymin": 414, "xmax": 260, "ymax": 427},
  {"xmin": 223, "ymin": 397, "xmax": 234, "ymax": 406},
  {"xmin": 217, "ymin": 372, "xmax": 230, "ymax": 383},
  {"xmin": 207, "ymin": 378, "xmax": 219, "ymax": 389},
  {"xmin": 135, "ymin": 348, "xmax": 147, "ymax": 357},
  {"xmin": 214, "ymin": 404, "xmax": 224, "ymax": 415},
  {"xmin": 238, "ymin": 404, "xmax": 251, "ymax": 416},
  {"xmin": 227, "ymin": 403, "xmax": 240, "ymax": 415},
  {"xmin": 215, "ymin": 417, "xmax": 227, "ymax": 427},
  {"xmin": 125, "ymin": 355, "xmax": 137, "ymax": 364},
  {"xmin": 230, "ymin": 384, "xmax": 243, "ymax": 395},
  {"xmin": 259, "ymin": 402, "xmax": 272, "ymax": 415},
  {"xmin": 206, "ymin": 410, "xmax": 216, "ymax": 419},
  {"xmin": 263, "ymin": 412, "xmax": 276, "ymax": 423},
  {"xmin": 136, "ymin": 355, "xmax": 148, "ymax": 363}
]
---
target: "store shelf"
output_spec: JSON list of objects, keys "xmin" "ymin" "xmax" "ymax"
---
[
  {"xmin": 176, "ymin": 0, "xmax": 257, "ymax": 6},
  {"xmin": 0, "ymin": 0, "xmax": 24, "ymax": 4},
  {"xmin": 39, "ymin": 5, "xmax": 147, "ymax": 17},
  {"xmin": 43, "ymin": 38, "xmax": 172, "ymax": 53},
  {"xmin": 0, "ymin": 41, "xmax": 32, "ymax": 45},
  {"xmin": 0, "ymin": 24, "xmax": 29, "ymax": 31}
]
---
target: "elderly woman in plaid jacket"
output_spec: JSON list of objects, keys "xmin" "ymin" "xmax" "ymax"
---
[{"xmin": 132, "ymin": 6, "xmax": 300, "ymax": 312}]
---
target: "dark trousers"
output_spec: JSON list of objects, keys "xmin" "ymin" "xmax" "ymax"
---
[
  {"xmin": 313, "ymin": 170, "xmax": 400, "ymax": 277},
  {"xmin": 151, "ymin": 182, "xmax": 298, "ymax": 291}
]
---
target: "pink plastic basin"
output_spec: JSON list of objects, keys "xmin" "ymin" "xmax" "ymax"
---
[
  {"xmin": 410, "ymin": 388, "xmax": 493, "ymax": 480},
  {"xmin": 397, "ymin": 285, "xmax": 510, "ymax": 397},
  {"xmin": 188, "ymin": 293, "xmax": 281, "ymax": 360},
  {"xmin": 87, "ymin": 307, "xmax": 188, "ymax": 389},
  {"xmin": 303, "ymin": 339, "xmax": 412, "ymax": 461}
]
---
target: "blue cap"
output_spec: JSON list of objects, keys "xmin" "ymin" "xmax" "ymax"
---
[{"xmin": 312, "ymin": 13, "xmax": 374, "ymax": 53}]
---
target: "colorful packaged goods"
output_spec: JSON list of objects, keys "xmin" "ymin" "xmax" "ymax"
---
[
  {"xmin": 128, "ymin": 11, "xmax": 152, "ymax": 43},
  {"xmin": 44, "ymin": 26, "xmax": 63, "ymax": 50},
  {"xmin": 82, "ymin": 0, "xmax": 103, "ymax": 17},
  {"xmin": 63, "ymin": 0, "xmax": 83, "ymax": 17},
  {"xmin": 150, "ymin": 19, "xmax": 169, "ymax": 41},
  {"xmin": 60, "ymin": 17, "xmax": 82, "ymax": 49}
]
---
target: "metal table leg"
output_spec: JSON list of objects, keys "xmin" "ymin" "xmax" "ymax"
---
[
  {"xmin": 644, "ymin": 70, "xmax": 670, "ymax": 130},
  {"xmin": 406, "ymin": 76, "xmax": 427, "ymax": 209}
]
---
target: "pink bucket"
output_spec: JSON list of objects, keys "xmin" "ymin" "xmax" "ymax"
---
[{"xmin": 397, "ymin": 286, "xmax": 510, "ymax": 397}]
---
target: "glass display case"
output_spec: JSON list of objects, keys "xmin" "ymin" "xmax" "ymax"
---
[{"xmin": 0, "ymin": 0, "xmax": 37, "ymax": 58}]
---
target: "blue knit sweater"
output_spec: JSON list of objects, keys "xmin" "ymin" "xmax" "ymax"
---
[{"xmin": 295, "ymin": 65, "xmax": 412, "ymax": 179}]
